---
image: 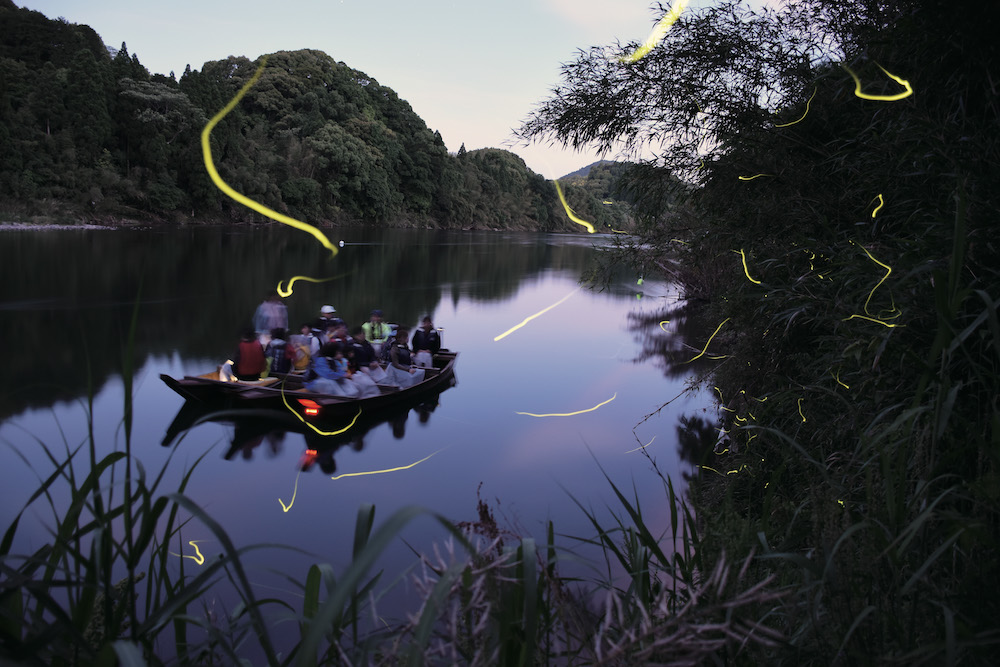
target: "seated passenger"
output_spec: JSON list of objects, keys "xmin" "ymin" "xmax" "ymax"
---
[
  {"xmin": 265, "ymin": 327, "xmax": 293, "ymax": 375},
  {"xmin": 312, "ymin": 305, "xmax": 345, "ymax": 337},
  {"xmin": 385, "ymin": 328, "xmax": 425, "ymax": 389},
  {"xmin": 411, "ymin": 316, "xmax": 442, "ymax": 368},
  {"xmin": 288, "ymin": 323, "xmax": 320, "ymax": 372},
  {"xmin": 232, "ymin": 328, "xmax": 267, "ymax": 381},
  {"xmin": 349, "ymin": 326, "xmax": 389, "ymax": 384},
  {"xmin": 305, "ymin": 343, "xmax": 360, "ymax": 398},
  {"xmin": 362, "ymin": 309, "xmax": 390, "ymax": 353}
]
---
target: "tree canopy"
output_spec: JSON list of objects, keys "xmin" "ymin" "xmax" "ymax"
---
[
  {"xmin": 0, "ymin": 3, "xmax": 626, "ymax": 231},
  {"xmin": 520, "ymin": 0, "xmax": 1000, "ymax": 662}
]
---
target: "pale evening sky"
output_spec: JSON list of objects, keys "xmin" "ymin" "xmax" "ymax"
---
[{"xmin": 14, "ymin": 0, "xmax": 718, "ymax": 179}]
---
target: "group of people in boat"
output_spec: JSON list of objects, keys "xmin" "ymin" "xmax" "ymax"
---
[{"xmin": 230, "ymin": 294, "xmax": 443, "ymax": 399}]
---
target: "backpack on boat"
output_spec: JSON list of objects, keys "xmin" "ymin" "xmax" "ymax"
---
[{"xmin": 291, "ymin": 343, "xmax": 311, "ymax": 371}]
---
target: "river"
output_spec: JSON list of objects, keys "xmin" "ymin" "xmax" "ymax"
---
[{"xmin": 0, "ymin": 225, "xmax": 714, "ymax": 624}]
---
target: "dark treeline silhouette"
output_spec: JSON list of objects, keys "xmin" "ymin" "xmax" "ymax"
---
[{"xmin": 0, "ymin": 1, "xmax": 631, "ymax": 231}]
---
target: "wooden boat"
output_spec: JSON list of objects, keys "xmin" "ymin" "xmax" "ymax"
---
[{"xmin": 160, "ymin": 350, "xmax": 458, "ymax": 421}]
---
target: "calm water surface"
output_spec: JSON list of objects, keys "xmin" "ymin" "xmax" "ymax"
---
[{"xmin": 0, "ymin": 226, "xmax": 712, "ymax": 612}]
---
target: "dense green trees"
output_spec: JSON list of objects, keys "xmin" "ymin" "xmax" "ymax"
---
[
  {"xmin": 520, "ymin": 0, "xmax": 1000, "ymax": 662},
  {"xmin": 0, "ymin": 2, "xmax": 627, "ymax": 231}
]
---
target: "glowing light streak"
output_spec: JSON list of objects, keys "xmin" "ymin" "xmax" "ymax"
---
[
  {"xmin": 637, "ymin": 277, "xmax": 644, "ymax": 285},
  {"xmin": 670, "ymin": 238, "xmax": 689, "ymax": 245},
  {"xmin": 736, "ymin": 249, "xmax": 762, "ymax": 284},
  {"xmin": 700, "ymin": 465, "xmax": 724, "ymax": 476},
  {"xmin": 280, "ymin": 383, "xmax": 362, "ymax": 435},
  {"xmin": 683, "ymin": 318, "xmax": 730, "ymax": 363},
  {"xmin": 854, "ymin": 241, "xmax": 892, "ymax": 317},
  {"xmin": 625, "ymin": 436, "xmax": 655, "ymax": 453},
  {"xmin": 804, "ymin": 250, "xmax": 816, "ymax": 271},
  {"xmin": 171, "ymin": 540, "xmax": 207, "ymax": 565},
  {"xmin": 619, "ymin": 0, "xmax": 690, "ymax": 63},
  {"xmin": 774, "ymin": 87, "xmax": 817, "ymax": 128},
  {"xmin": 493, "ymin": 288, "xmax": 579, "ymax": 341},
  {"xmin": 277, "ymin": 274, "xmax": 338, "ymax": 297},
  {"xmin": 843, "ymin": 63, "xmax": 913, "ymax": 101},
  {"xmin": 797, "ymin": 398, "xmax": 806, "ymax": 422},
  {"xmin": 553, "ymin": 181, "xmax": 595, "ymax": 233},
  {"xmin": 516, "ymin": 393, "xmax": 616, "ymax": 417},
  {"xmin": 714, "ymin": 386, "xmax": 723, "ymax": 401},
  {"xmin": 331, "ymin": 450, "xmax": 442, "ymax": 480},
  {"xmin": 279, "ymin": 470, "xmax": 302, "ymax": 512},
  {"xmin": 871, "ymin": 194, "xmax": 884, "ymax": 218},
  {"xmin": 738, "ymin": 173, "xmax": 771, "ymax": 181},
  {"xmin": 843, "ymin": 314, "xmax": 903, "ymax": 328},
  {"xmin": 201, "ymin": 57, "xmax": 338, "ymax": 255},
  {"xmin": 832, "ymin": 370, "xmax": 850, "ymax": 389},
  {"xmin": 658, "ymin": 320, "xmax": 671, "ymax": 332}
]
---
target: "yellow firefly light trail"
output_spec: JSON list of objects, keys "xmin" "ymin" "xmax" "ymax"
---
[
  {"xmin": 658, "ymin": 320, "xmax": 670, "ymax": 332},
  {"xmin": 843, "ymin": 314, "xmax": 903, "ymax": 328},
  {"xmin": 277, "ymin": 274, "xmax": 339, "ymax": 298},
  {"xmin": 619, "ymin": 0, "xmax": 690, "ymax": 63},
  {"xmin": 871, "ymin": 194, "xmax": 884, "ymax": 218},
  {"xmin": 279, "ymin": 470, "xmax": 302, "ymax": 512},
  {"xmin": 738, "ymin": 173, "xmax": 771, "ymax": 181},
  {"xmin": 331, "ymin": 450, "xmax": 442, "ymax": 480},
  {"xmin": 280, "ymin": 383, "xmax": 362, "ymax": 435},
  {"xmin": 201, "ymin": 57, "xmax": 338, "ymax": 255},
  {"xmin": 774, "ymin": 87, "xmax": 817, "ymax": 128},
  {"xmin": 797, "ymin": 398, "xmax": 807, "ymax": 422},
  {"xmin": 494, "ymin": 288, "xmax": 579, "ymax": 341},
  {"xmin": 553, "ymin": 181, "xmax": 595, "ymax": 233},
  {"xmin": 853, "ymin": 241, "xmax": 893, "ymax": 316},
  {"xmin": 171, "ymin": 540, "xmax": 206, "ymax": 565},
  {"xmin": 516, "ymin": 393, "xmax": 617, "ymax": 417},
  {"xmin": 625, "ymin": 436, "xmax": 655, "ymax": 453},
  {"xmin": 737, "ymin": 249, "xmax": 762, "ymax": 284},
  {"xmin": 683, "ymin": 318, "xmax": 729, "ymax": 363},
  {"xmin": 843, "ymin": 63, "xmax": 913, "ymax": 101}
]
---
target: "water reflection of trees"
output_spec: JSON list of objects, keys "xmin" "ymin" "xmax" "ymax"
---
[
  {"xmin": 1, "ymin": 228, "xmax": 595, "ymax": 419},
  {"xmin": 626, "ymin": 299, "xmax": 718, "ymax": 379},
  {"xmin": 674, "ymin": 413, "xmax": 721, "ymax": 482}
]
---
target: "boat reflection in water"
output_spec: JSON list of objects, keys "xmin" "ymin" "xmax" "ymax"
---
[{"xmin": 161, "ymin": 380, "xmax": 455, "ymax": 475}]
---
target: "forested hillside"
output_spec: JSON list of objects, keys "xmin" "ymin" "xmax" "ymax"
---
[{"xmin": 0, "ymin": 1, "xmax": 628, "ymax": 231}]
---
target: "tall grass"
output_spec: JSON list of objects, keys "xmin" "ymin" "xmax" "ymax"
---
[{"xmin": 2, "ymin": 379, "xmax": 793, "ymax": 665}]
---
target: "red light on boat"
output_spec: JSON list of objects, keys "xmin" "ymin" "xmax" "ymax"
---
[{"xmin": 297, "ymin": 399, "xmax": 321, "ymax": 417}]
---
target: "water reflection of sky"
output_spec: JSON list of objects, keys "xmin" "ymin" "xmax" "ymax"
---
[{"xmin": 0, "ymin": 251, "xmax": 711, "ymax": 610}]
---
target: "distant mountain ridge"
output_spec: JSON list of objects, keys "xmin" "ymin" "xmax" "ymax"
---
[{"xmin": 559, "ymin": 160, "xmax": 617, "ymax": 181}]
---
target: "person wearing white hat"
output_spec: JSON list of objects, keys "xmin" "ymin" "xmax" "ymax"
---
[{"xmin": 312, "ymin": 305, "xmax": 344, "ymax": 340}]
